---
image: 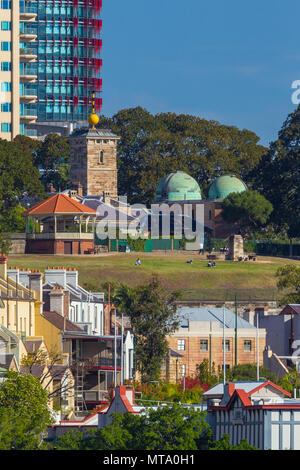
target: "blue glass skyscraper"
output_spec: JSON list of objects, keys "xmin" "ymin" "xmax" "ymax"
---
[
  {"xmin": 36, "ymin": 0, "xmax": 102, "ymax": 124},
  {"xmin": 0, "ymin": 0, "xmax": 103, "ymax": 140}
]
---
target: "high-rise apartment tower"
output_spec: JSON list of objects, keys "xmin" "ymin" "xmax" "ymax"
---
[{"xmin": 0, "ymin": 0, "xmax": 103, "ymax": 140}]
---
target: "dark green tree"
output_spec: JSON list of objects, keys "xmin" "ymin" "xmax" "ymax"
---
[
  {"xmin": 221, "ymin": 190, "xmax": 273, "ymax": 237},
  {"xmin": 50, "ymin": 429, "xmax": 98, "ymax": 450},
  {"xmin": 252, "ymin": 105, "xmax": 300, "ymax": 238},
  {"xmin": 209, "ymin": 433, "xmax": 258, "ymax": 450},
  {"xmin": 196, "ymin": 359, "xmax": 219, "ymax": 388},
  {"xmin": 0, "ymin": 204, "xmax": 26, "ymax": 233},
  {"xmin": 53, "ymin": 405, "xmax": 211, "ymax": 450},
  {"xmin": 226, "ymin": 363, "xmax": 279, "ymax": 383},
  {"xmin": 0, "ymin": 234, "xmax": 12, "ymax": 255},
  {"xmin": 0, "ymin": 138, "xmax": 45, "ymax": 245},
  {"xmin": 0, "ymin": 138, "xmax": 45, "ymax": 206},
  {"xmin": 13, "ymin": 134, "xmax": 42, "ymax": 161},
  {"xmin": 276, "ymin": 264, "xmax": 300, "ymax": 304},
  {"xmin": 279, "ymin": 370, "xmax": 300, "ymax": 395},
  {"xmin": 114, "ymin": 276, "xmax": 181, "ymax": 382},
  {"xmin": 97, "ymin": 107, "xmax": 266, "ymax": 205},
  {"xmin": 0, "ymin": 371, "xmax": 52, "ymax": 449},
  {"xmin": 35, "ymin": 133, "xmax": 70, "ymax": 191}
]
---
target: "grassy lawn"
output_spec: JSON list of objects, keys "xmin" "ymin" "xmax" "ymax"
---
[{"xmin": 7, "ymin": 252, "xmax": 300, "ymax": 301}]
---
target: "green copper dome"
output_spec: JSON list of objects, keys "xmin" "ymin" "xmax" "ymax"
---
[
  {"xmin": 155, "ymin": 171, "xmax": 202, "ymax": 202},
  {"xmin": 208, "ymin": 174, "xmax": 247, "ymax": 200}
]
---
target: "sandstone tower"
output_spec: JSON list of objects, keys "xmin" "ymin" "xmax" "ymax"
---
[{"xmin": 69, "ymin": 124, "xmax": 120, "ymax": 199}]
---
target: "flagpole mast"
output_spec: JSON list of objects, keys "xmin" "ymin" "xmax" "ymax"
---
[
  {"xmin": 257, "ymin": 312, "xmax": 259, "ymax": 381},
  {"xmin": 121, "ymin": 312, "xmax": 124, "ymax": 385},
  {"xmin": 223, "ymin": 304, "xmax": 226, "ymax": 385},
  {"xmin": 114, "ymin": 307, "xmax": 117, "ymax": 388}
]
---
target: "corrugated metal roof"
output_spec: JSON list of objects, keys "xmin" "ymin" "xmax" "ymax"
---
[
  {"xmin": 203, "ymin": 381, "xmax": 266, "ymax": 397},
  {"xmin": 71, "ymin": 128, "xmax": 119, "ymax": 139},
  {"xmin": 178, "ymin": 307, "xmax": 255, "ymax": 329}
]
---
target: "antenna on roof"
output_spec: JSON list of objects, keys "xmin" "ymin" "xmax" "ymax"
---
[
  {"xmin": 88, "ymin": 90, "xmax": 99, "ymax": 129},
  {"xmin": 256, "ymin": 312, "xmax": 259, "ymax": 381}
]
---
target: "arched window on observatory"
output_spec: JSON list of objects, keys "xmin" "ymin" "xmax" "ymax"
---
[{"xmin": 99, "ymin": 151, "xmax": 104, "ymax": 164}]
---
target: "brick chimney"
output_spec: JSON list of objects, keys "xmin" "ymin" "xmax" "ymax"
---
[
  {"xmin": 49, "ymin": 286, "xmax": 64, "ymax": 316},
  {"xmin": 0, "ymin": 254, "xmax": 8, "ymax": 280},
  {"xmin": 66, "ymin": 268, "xmax": 78, "ymax": 289},
  {"xmin": 243, "ymin": 308, "xmax": 255, "ymax": 325},
  {"xmin": 77, "ymin": 182, "xmax": 83, "ymax": 197},
  {"xmin": 28, "ymin": 271, "xmax": 43, "ymax": 302},
  {"xmin": 103, "ymin": 191, "xmax": 111, "ymax": 204},
  {"xmin": 71, "ymin": 181, "xmax": 83, "ymax": 198}
]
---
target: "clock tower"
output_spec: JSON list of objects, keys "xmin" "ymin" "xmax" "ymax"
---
[{"xmin": 69, "ymin": 103, "xmax": 120, "ymax": 198}]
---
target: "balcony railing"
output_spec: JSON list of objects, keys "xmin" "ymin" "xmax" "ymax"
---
[
  {"xmin": 21, "ymin": 109, "xmax": 37, "ymax": 117},
  {"xmin": 20, "ymin": 26, "xmax": 37, "ymax": 35},
  {"xmin": 20, "ymin": 88, "xmax": 37, "ymax": 96},
  {"xmin": 20, "ymin": 6, "xmax": 37, "ymax": 14},
  {"xmin": 20, "ymin": 29, "xmax": 37, "ymax": 41},
  {"xmin": 20, "ymin": 67, "xmax": 37, "ymax": 75},
  {"xmin": 19, "ymin": 47, "xmax": 37, "ymax": 61},
  {"xmin": 26, "ymin": 232, "xmax": 94, "ymax": 240},
  {"xmin": 20, "ymin": 47, "xmax": 37, "ymax": 55},
  {"xmin": 76, "ymin": 357, "xmax": 121, "ymax": 369},
  {"xmin": 82, "ymin": 390, "xmax": 109, "ymax": 402}
]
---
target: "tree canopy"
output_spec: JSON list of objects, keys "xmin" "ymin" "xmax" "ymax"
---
[
  {"xmin": 252, "ymin": 105, "xmax": 300, "ymax": 238},
  {"xmin": 53, "ymin": 405, "xmax": 211, "ymax": 451},
  {"xmin": 0, "ymin": 137, "xmax": 45, "ymax": 242},
  {"xmin": 0, "ymin": 371, "xmax": 52, "ymax": 449},
  {"xmin": 113, "ymin": 276, "xmax": 182, "ymax": 382},
  {"xmin": 226, "ymin": 363, "xmax": 279, "ymax": 383},
  {"xmin": 97, "ymin": 107, "xmax": 266, "ymax": 205},
  {"xmin": 209, "ymin": 433, "xmax": 258, "ymax": 450},
  {"xmin": 0, "ymin": 138, "xmax": 45, "ymax": 206},
  {"xmin": 276, "ymin": 264, "xmax": 300, "ymax": 304},
  {"xmin": 221, "ymin": 190, "xmax": 273, "ymax": 237},
  {"xmin": 35, "ymin": 133, "xmax": 71, "ymax": 191}
]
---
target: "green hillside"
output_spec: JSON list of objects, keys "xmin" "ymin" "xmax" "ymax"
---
[{"xmin": 7, "ymin": 253, "xmax": 300, "ymax": 301}]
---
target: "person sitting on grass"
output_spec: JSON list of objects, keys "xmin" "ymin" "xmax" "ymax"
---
[
  {"xmin": 135, "ymin": 258, "xmax": 141, "ymax": 266},
  {"xmin": 187, "ymin": 259, "xmax": 193, "ymax": 264}
]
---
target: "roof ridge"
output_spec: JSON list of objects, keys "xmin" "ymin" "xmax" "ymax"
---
[
  {"xmin": 53, "ymin": 193, "xmax": 60, "ymax": 213},
  {"xmin": 59, "ymin": 193, "xmax": 96, "ymax": 213},
  {"xmin": 25, "ymin": 193, "xmax": 56, "ymax": 214}
]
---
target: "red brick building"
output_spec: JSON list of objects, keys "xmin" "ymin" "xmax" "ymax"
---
[
  {"xmin": 24, "ymin": 193, "xmax": 97, "ymax": 255},
  {"xmin": 167, "ymin": 306, "xmax": 266, "ymax": 380}
]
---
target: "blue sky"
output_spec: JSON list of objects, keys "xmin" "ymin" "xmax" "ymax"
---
[{"xmin": 102, "ymin": 0, "xmax": 300, "ymax": 147}]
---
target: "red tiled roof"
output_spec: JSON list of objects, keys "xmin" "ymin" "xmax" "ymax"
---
[
  {"xmin": 42, "ymin": 311, "xmax": 83, "ymax": 332},
  {"xmin": 235, "ymin": 389, "xmax": 252, "ymax": 407},
  {"xmin": 25, "ymin": 193, "xmax": 96, "ymax": 216},
  {"xmin": 210, "ymin": 381, "xmax": 291, "ymax": 411},
  {"xmin": 105, "ymin": 386, "xmax": 138, "ymax": 415}
]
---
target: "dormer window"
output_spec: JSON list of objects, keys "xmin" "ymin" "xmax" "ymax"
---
[{"xmin": 99, "ymin": 151, "xmax": 104, "ymax": 163}]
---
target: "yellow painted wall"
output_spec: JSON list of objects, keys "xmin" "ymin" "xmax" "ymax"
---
[
  {"xmin": 34, "ymin": 303, "xmax": 62, "ymax": 355},
  {"xmin": 0, "ymin": 298, "xmax": 35, "ymax": 337}
]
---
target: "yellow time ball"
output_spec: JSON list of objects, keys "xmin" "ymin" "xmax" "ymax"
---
[{"xmin": 88, "ymin": 113, "xmax": 100, "ymax": 126}]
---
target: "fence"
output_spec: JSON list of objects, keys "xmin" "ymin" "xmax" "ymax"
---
[
  {"xmin": 256, "ymin": 241, "xmax": 300, "ymax": 257},
  {"xmin": 95, "ymin": 236, "xmax": 185, "ymax": 252}
]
